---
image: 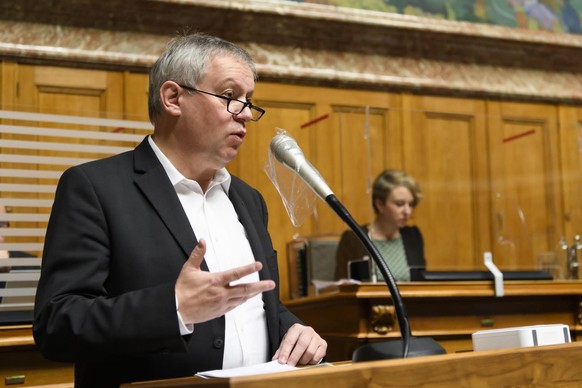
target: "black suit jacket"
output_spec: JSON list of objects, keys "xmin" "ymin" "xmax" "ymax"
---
[
  {"xmin": 334, "ymin": 225, "xmax": 426, "ymax": 280},
  {"xmin": 33, "ymin": 137, "xmax": 301, "ymax": 387}
]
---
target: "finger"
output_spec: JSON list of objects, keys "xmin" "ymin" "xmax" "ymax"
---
[
  {"xmin": 279, "ymin": 326, "xmax": 326, "ymax": 366},
  {"xmin": 295, "ymin": 339, "xmax": 316, "ymax": 366},
  {"xmin": 218, "ymin": 261, "xmax": 265, "ymax": 285},
  {"xmin": 297, "ymin": 339, "xmax": 326, "ymax": 365},
  {"xmin": 286, "ymin": 331, "xmax": 311, "ymax": 366},
  {"xmin": 185, "ymin": 239, "xmax": 206, "ymax": 270},
  {"xmin": 225, "ymin": 280, "xmax": 276, "ymax": 307},
  {"xmin": 274, "ymin": 324, "xmax": 300, "ymax": 364},
  {"xmin": 271, "ymin": 348, "xmax": 280, "ymax": 362},
  {"xmin": 311, "ymin": 343, "xmax": 327, "ymax": 365}
]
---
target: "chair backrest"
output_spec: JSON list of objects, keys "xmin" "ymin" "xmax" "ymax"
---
[
  {"xmin": 286, "ymin": 234, "xmax": 340, "ymax": 299},
  {"xmin": 306, "ymin": 237, "xmax": 340, "ymax": 282}
]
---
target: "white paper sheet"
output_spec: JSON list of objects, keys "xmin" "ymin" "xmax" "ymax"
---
[{"xmin": 196, "ymin": 360, "xmax": 298, "ymax": 379}]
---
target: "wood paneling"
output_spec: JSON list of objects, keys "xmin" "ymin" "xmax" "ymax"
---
[
  {"xmin": 237, "ymin": 83, "xmax": 399, "ymax": 299},
  {"xmin": 488, "ymin": 102, "xmax": 562, "ymax": 269},
  {"xmin": 1, "ymin": 63, "xmax": 581, "ymax": 299},
  {"xmin": 124, "ymin": 72, "xmax": 150, "ymax": 124},
  {"xmin": 286, "ymin": 281, "xmax": 582, "ymax": 361},
  {"xmin": 11, "ymin": 65, "xmax": 126, "ymax": 245},
  {"xmin": 558, "ymin": 106, "xmax": 582, "ymax": 244},
  {"xmin": 401, "ymin": 95, "xmax": 489, "ymax": 269}
]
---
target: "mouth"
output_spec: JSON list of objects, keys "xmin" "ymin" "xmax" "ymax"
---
[{"xmin": 227, "ymin": 130, "xmax": 246, "ymax": 147}]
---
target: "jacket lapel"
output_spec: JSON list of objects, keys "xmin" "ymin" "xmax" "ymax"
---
[
  {"xmin": 228, "ymin": 186, "xmax": 270, "ymax": 279},
  {"xmin": 132, "ymin": 138, "xmax": 197, "ymax": 258},
  {"xmin": 229, "ymin": 182, "xmax": 280, "ymax": 353}
]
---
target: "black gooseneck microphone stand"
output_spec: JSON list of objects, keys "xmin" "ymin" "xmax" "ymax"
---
[
  {"xmin": 325, "ymin": 195, "xmax": 446, "ymax": 361},
  {"xmin": 268, "ymin": 131, "xmax": 445, "ymax": 361}
]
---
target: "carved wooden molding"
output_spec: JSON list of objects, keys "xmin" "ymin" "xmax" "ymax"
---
[{"xmin": 370, "ymin": 304, "xmax": 395, "ymax": 335}]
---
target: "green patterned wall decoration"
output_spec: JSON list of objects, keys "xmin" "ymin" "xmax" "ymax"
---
[{"xmin": 287, "ymin": 0, "xmax": 582, "ymax": 35}]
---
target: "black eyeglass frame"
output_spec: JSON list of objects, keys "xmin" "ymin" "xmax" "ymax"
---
[{"xmin": 177, "ymin": 84, "xmax": 265, "ymax": 122}]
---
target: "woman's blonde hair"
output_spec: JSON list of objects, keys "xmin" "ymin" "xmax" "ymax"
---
[{"xmin": 371, "ymin": 169, "xmax": 422, "ymax": 213}]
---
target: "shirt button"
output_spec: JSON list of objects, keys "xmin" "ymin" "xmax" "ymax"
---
[{"xmin": 213, "ymin": 337, "xmax": 224, "ymax": 349}]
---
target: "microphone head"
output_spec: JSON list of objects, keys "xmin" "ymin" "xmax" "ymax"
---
[
  {"xmin": 269, "ymin": 132, "xmax": 334, "ymax": 199},
  {"xmin": 269, "ymin": 133, "xmax": 306, "ymax": 170}
]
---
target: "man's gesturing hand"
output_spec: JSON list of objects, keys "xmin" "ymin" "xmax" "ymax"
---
[{"xmin": 175, "ymin": 239, "xmax": 275, "ymax": 324}]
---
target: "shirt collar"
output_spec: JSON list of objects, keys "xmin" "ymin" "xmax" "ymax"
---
[{"xmin": 147, "ymin": 135, "xmax": 231, "ymax": 192}]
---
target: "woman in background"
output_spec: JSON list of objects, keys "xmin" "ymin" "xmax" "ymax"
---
[{"xmin": 334, "ymin": 169, "xmax": 425, "ymax": 281}]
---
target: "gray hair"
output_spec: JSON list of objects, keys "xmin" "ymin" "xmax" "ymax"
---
[
  {"xmin": 372, "ymin": 169, "xmax": 423, "ymax": 213},
  {"xmin": 148, "ymin": 32, "xmax": 257, "ymax": 123}
]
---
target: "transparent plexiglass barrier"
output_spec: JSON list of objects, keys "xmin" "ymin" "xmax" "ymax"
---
[{"xmin": 272, "ymin": 106, "xmax": 582, "ymax": 285}]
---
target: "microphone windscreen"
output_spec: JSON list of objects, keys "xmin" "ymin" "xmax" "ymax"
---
[
  {"xmin": 269, "ymin": 132, "xmax": 334, "ymax": 199},
  {"xmin": 270, "ymin": 133, "xmax": 305, "ymax": 170}
]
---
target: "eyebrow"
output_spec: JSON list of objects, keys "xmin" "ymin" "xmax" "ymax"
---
[{"xmin": 215, "ymin": 79, "xmax": 255, "ymax": 98}]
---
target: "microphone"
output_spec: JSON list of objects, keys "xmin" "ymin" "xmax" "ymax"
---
[
  {"xmin": 270, "ymin": 132, "xmax": 445, "ymax": 361},
  {"xmin": 269, "ymin": 133, "xmax": 333, "ymax": 200}
]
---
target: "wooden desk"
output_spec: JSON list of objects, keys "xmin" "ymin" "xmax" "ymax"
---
[
  {"xmin": 285, "ymin": 281, "xmax": 582, "ymax": 361},
  {"xmin": 123, "ymin": 341, "xmax": 582, "ymax": 387},
  {"xmin": 2, "ymin": 281, "xmax": 580, "ymax": 386},
  {"xmin": 0, "ymin": 325, "xmax": 74, "ymax": 386}
]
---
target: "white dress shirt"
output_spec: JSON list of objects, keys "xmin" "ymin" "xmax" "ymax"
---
[{"xmin": 148, "ymin": 136, "xmax": 269, "ymax": 368}]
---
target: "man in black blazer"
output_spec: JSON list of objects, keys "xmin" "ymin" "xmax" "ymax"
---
[{"xmin": 33, "ymin": 33, "xmax": 326, "ymax": 387}]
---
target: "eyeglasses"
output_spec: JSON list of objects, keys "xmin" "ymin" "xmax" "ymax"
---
[{"xmin": 177, "ymin": 84, "xmax": 265, "ymax": 122}]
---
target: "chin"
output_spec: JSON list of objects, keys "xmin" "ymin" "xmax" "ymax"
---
[{"xmin": 222, "ymin": 152, "xmax": 238, "ymax": 165}]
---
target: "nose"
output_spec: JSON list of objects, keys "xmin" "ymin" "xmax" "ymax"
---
[{"xmin": 233, "ymin": 105, "xmax": 254, "ymax": 122}]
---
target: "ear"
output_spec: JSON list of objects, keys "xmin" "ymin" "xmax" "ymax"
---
[
  {"xmin": 159, "ymin": 81, "xmax": 182, "ymax": 117},
  {"xmin": 373, "ymin": 197, "xmax": 385, "ymax": 213}
]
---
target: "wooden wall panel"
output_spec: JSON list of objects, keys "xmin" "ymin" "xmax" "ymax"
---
[
  {"xmin": 332, "ymin": 107, "xmax": 389, "ymax": 229},
  {"xmin": 0, "ymin": 63, "xmax": 18, "ymax": 111},
  {"xmin": 15, "ymin": 66, "xmax": 125, "ymax": 242},
  {"xmin": 401, "ymin": 95, "xmax": 489, "ymax": 269},
  {"xmin": 124, "ymin": 72, "xmax": 150, "ymax": 124},
  {"xmin": 558, "ymin": 106, "xmax": 582, "ymax": 245},
  {"xmin": 488, "ymin": 102, "xmax": 562, "ymax": 269}
]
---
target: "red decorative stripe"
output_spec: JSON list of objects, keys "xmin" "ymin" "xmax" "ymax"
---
[
  {"xmin": 300, "ymin": 114, "xmax": 329, "ymax": 129},
  {"xmin": 502, "ymin": 129, "xmax": 536, "ymax": 143}
]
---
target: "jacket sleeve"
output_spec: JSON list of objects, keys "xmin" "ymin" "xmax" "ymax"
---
[
  {"xmin": 402, "ymin": 226, "xmax": 427, "ymax": 269},
  {"xmin": 33, "ymin": 166, "xmax": 186, "ymax": 362}
]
